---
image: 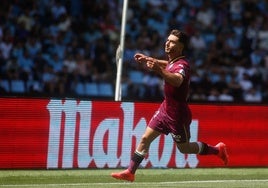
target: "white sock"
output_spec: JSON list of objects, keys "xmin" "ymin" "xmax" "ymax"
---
[{"xmin": 135, "ymin": 149, "xmax": 147, "ymax": 157}]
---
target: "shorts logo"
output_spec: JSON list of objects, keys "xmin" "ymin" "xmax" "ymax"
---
[{"xmin": 170, "ymin": 133, "xmax": 181, "ymax": 142}]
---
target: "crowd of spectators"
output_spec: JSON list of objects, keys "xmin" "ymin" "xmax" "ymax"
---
[{"xmin": 0, "ymin": 0, "xmax": 267, "ymax": 103}]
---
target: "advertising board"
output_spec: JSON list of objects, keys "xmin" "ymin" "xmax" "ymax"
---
[{"xmin": 0, "ymin": 98, "xmax": 267, "ymax": 169}]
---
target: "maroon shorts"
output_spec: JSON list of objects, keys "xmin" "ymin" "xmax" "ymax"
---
[{"xmin": 148, "ymin": 107, "xmax": 192, "ymax": 143}]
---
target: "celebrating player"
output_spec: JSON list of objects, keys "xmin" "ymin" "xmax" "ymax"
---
[{"xmin": 111, "ymin": 29, "xmax": 229, "ymax": 182}]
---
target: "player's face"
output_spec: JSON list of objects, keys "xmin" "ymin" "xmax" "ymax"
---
[{"xmin": 165, "ymin": 35, "xmax": 182, "ymax": 55}]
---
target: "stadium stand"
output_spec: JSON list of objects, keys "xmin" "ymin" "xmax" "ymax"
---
[{"xmin": 0, "ymin": 0, "xmax": 267, "ymax": 103}]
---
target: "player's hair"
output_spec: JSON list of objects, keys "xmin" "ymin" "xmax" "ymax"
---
[{"xmin": 169, "ymin": 29, "xmax": 189, "ymax": 53}]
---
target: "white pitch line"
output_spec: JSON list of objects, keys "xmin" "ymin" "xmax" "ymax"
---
[
  {"xmin": 1, "ymin": 179, "xmax": 268, "ymax": 187},
  {"xmin": 159, "ymin": 179, "xmax": 268, "ymax": 184}
]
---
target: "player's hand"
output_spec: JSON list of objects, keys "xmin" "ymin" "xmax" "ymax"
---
[
  {"xmin": 134, "ymin": 53, "xmax": 147, "ymax": 63},
  {"xmin": 146, "ymin": 58, "xmax": 162, "ymax": 73},
  {"xmin": 145, "ymin": 57, "xmax": 155, "ymax": 69}
]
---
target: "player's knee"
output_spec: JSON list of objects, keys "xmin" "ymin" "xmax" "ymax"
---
[{"xmin": 140, "ymin": 134, "xmax": 149, "ymax": 144}]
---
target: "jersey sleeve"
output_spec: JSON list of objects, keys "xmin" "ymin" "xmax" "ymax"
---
[{"xmin": 174, "ymin": 63, "xmax": 187, "ymax": 78}]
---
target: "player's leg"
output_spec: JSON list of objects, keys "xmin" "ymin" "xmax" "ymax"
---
[
  {"xmin": 197, "ymin": 141, "xmax": 229, "ymax": 165},
  {"xmin": 111, "ymin": 127, "xmax": 161, "ymax": 182},
  {"xmin": 176, "ymin": 141, "xmax": 218, "ymax": 154},
  {"xmin": 176, "ymin": 141, "xmax": 229, "ymax": 165},
  {"xmin": 128, "ymin": 126, "xmax": 161, "ymax": 173},
  {"xmin": 172, "ymin": 121, "xmax": 229, "ymax": 165}
]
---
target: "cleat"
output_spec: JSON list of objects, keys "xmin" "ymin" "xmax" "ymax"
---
[
  {"xmin": 111, "ymin": 169, "xmax": 135, "ymax": 182},
  {"xmin": 216, "ymin": 142, "xmax": 229, "ymax": 165}
]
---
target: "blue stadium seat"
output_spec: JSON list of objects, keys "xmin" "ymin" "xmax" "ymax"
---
[
  {"xmin": 27, "ymin": 80, "xmax": 43, "ymax": 92},
  {"xmin": 85, "ymin": 82, "xmax": 99, "ymax": 96},
  {"xmin": 121, "ymin": 83, "xmax": 128, "ymax": 97},
  {"xmin": 98, "ymin": 83, "xmax": 113, "ymax": 97},
  {"xmin": 10, "ymin": 80, "xmax": 25, "ymax": 93},
  {"xmin": 129, "ymin": 70, "xmax": 144, "ymax": 84},
  {"xmin": 0, "ymin": 80, "xmax": 10, "ymax": 92},
  {"xmin": 75, "ymin": 82, "xmax": 85, "ymax": 95}
]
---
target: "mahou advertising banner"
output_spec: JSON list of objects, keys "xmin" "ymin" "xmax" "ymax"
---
[{"xmin": 0, "ymin": 97, "xmax": 267, "ymax": 169}]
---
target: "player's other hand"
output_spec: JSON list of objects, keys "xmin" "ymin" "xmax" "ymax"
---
[
  {"xmin": 134, "ymin": 53, "xmax": 147, "ymax": 63},
  {"xmin": 146, "ymin": 58, "xmax": 161, "ymax": 72}
]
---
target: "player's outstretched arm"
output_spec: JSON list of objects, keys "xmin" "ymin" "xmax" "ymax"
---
[
  {"xmin": 145, "ymin": 57, "xmax": 168, "ymax": 69},
  {"xmin": 134, "ymin": 53, "xmax": 168, "ymax": 68},
  {"xmin": 145, "ymin": 58, "xmax": 183, "ymax": 87}
]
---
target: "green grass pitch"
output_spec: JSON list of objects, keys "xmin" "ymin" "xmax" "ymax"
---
[{"xmin": 0, "ymin": 168, "xmax": 268, "ymax": 188}]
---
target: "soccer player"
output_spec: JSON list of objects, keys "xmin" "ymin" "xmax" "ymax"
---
[{"xmin": 111, "ymin": 29, "xmax": 229, "ymax": 182}]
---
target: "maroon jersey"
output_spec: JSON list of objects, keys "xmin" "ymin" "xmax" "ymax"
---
[
  {"xmin": 162, "ymin": 58, "xmax": 191, "ymax": 120},
  {"xmin": 148, "ymin": 58, "xmax": 192, "ymax": 143}
]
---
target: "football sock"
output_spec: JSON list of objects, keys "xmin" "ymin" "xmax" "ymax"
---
[
  {"xmin": 128, "ymin": 150, "xmax": 145, "ymax": 174},
  {"xmin": 199, "ymin": 142, "xmax": 219, "ymax": 155}
]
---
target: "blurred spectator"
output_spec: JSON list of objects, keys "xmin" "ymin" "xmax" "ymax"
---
[
  {"xmin": 74, "ymin": 52, "xmax": 92, "ymax": 82},
  {"xmin": 218, "ymin": 88, "xmax": 234, "ymax": 102},
  {"xmin": 56, "ymin": 65, "xmax": 73, "ymax": 96},
  {"xmin": 25, "ymin": 36, "xmax": 42, "ymax": 58},
  {"xmin": 17, "ymin": 8, "xmax": 34, "ymax": 31},
  {"xmin": 142, "ymin": 71, "xmax": 162, "ymax": 100},
  {"xmin": 5, "ymin": 56, "xmax": 20, "ymax": 80},
  {"xmin": 57, "ymin": 13, "xmax": 72, "ymax": 32},
  {"xmin": 258, "ymin": 22, "xmax": 268, "ymax": 51},
  {"xmin": 229, "ymin": 0, "xmax": 243, "ymax": 20},
  {"xmin": 244, "ymin": 87, "xmax": 262, "ymax": 102},
  {"xmin": 63, "ymin": 53, "xmax": 77, "ymax": 73},
  {"xmin": 0, "ymin": 34, "xmax": 13, "ymax": 60},
  {"xmin": 49, "ymin": 53, "xmax": 63, "ymax": 73},
  {"xmin": 207, "ymin": 88, "xmax": 220, "ymax": 101},
  {"xmin": 196, "ymin": 1, "xmax": 215, "ymax": 29},
  {"xmin": 239, "ymin": 73, "xmax": 253, "ymax": 92},
  {"xmin": 228, "ymin": 74, "xmax": 243, "ymax": 101},
  {"xmin": 189, "ymin": 31, "xmax": 207, "ymax": 59},
  {"xmin": 225, "ymin": 31, "xmax": 241, "ymax": 54},
  {"xmin": 50, "ymin": 1, "xmax": 67, "ymax": 20},
  {"xmin": 250, "ymin": 48, "xmax": 264, "ymax": 67},
  {"xmin": 17, "ymin": 50, "xmax": 33, "ymax": 80},
  {"xmin": 42, "ymin": 65, "xmax": 56, "ymax": 94},
  {"xmin": 190, "ymin": 86, "xmax": 207, "ymax": 102}
]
